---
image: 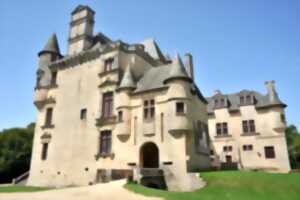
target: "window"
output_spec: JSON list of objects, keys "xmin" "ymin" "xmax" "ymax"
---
[
  {"xmin": 44, "ymin": 108, "xmax": 53, "ymax": 126},
  {"xmin": 41, "ymin": 143, "xmax": 48, "ymax": 160},
  {"xmin": 249, "ymin": 120, "xmax": 255, "ymax": 132},
  {"xmin": 176, "ymin": 102, "xmax": 185, "ymax": 115},
  {"xmin": 216, "ymin": 122, "xmax": 228, "ymax": 136},
  {"xmin": 102, "ymin": 92, "xmax": 113, "ymax": 118},
  {"xmin": 240, "ymin": 96, "xmax": 245, "ymax": 105},
  {"xmin": 246, "ymin": 95, "xmax": 252, "ymax": 104},
  {"xmin": 264, "ymin": 146, "xmax": 275, "ymax": 159},
  {"xmin": 118, "ymin": 111, "xmax": 123, "ymax": 122},
  {"xmin": 223, "ymin": 145, "xmax": 232, "ymax": 152},
  {"xmin": 80, "ymin": 109, "xmax": 87, "ymax": 120},
  {"xmin": 220, "ymin": 98, "xmax": 225, "ymax": 107},
  {"xmin": 50, "ymin": 71, "xmax": 57, "ymax": 86},
  {"xmin": 280, "ymin": 114, "xmax": 286, "ymax": 123},
  {"xmin": 144, "ymin": 99, "xmax": 155, "ymax": 120},
  {"xmin": 242, "ymin": 120, "xmax": 256, "ymax": 133},
  {"xmin": 214, "ymin": 99, "xmax": 219, "ymax": 107},
  {"xmin": 225, "ymin": 155, "xmax": 232, "ymax": 163},
  {"xmin": 99, "ymin": 131, "xmax": 112, "ymax": 155},
  {"xmin": 104, "ymin": 58, "xmax": 114, "ymax": 72},
  {"xmin": 243, "ymin": 144, "xmax": 253, "ymax": 151}
]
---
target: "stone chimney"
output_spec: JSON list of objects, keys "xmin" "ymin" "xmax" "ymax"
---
[
  {"xmin": 184, "ymin": 53, "xmax": 194, "ymax": 80},
  {"xmin": 265, "ymin": 80, "xmax": 280, "ymax": 103}
]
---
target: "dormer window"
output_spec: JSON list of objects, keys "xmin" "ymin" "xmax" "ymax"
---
[
  {"xmin": 220, "ymin": 98, "xmax": 225, "ymax": 107},
  {"xmin": 214, "ymin": 98, "xmax": 227, "ymax": 109},
  {"xmin": 240, "ymin": 94, "xmax": 254, "ymax": 106},
  {"xmin": 104, "ymin": 58, "xmax": 114, "ymax": 72}
]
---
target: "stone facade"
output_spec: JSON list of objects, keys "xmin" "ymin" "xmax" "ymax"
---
[
  {"xmin": 207, "ymin": 83, "xmax": 291, "ymax": 172},
  {"xmin": 27, "ymin": 5, "xmax": 210, "ymax": 191}
]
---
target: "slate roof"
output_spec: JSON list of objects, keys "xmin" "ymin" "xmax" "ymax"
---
[
  {"xmin": 118, "ymin": 66, "xmax": 136, "ymax": 90},
  {"xmin": 140, "ymin": 39, "xmax": 166, "ymax": 61},
  {"xmin": 206, "ymin": 89, "xmax": 286, "ymax": 114},
  {"xmin": 72, "ymin": 5, "xmax": 95, "ymax": 14},
  {"xmin": 163, "ymin": 53, "xmax": 192, "ymax": 84},
  {"xmin": 38, "ymin": 33, "xmax": 61, "ymax": 56}
]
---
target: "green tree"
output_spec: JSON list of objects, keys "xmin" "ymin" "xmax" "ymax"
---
[
  {"xmin": 285, "ymin": 125, "xmax": 300, "ymax": 169},
  {"xmin": 0, "ymin": 123, "xmax": 35, "ymax": 183}
]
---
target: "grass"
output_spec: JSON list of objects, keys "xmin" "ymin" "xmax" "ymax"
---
[
  {"xmin": 0, "ymin": 185, "xmax": 51, "ymax": 193},
  {"xmin": 125, "ymin": 171, "xmax": 300, "ymax": 200}
]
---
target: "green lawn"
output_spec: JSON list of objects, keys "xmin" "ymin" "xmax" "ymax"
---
[
  {"xmin": 125, "ymin": 171, "xmax": 300, "ymax": 200},
  {"xmin": 0, "ymin": 185, "xmax": 51, "ymax": 193}
]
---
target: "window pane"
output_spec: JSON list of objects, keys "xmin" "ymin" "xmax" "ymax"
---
[
  {"xmin": 176, "ymin": 102, "xmax": 184, "ymax": 114},
  {"xmin": 242, "ymin": 120, "xmax": 248, "ymax": 133},
  {"xmin": 150, "ymin": 107, "xmax": 155, "ymax": 118},
  {"xmin": 102, "ymin": 92, "xmax": 113, "ymax": 118},
  {"xmin": 118, "ymin": 111, "xmax": 123, "ymax": 122},
  {"xmin": 222, "ymin": 123, "xmax": 228, "ymax": 134},
  {"xmin": 51, "ymin": 71, "xmax": 57, "ymax": 85},
  {"xmin": 45, "ymin": 108, "xmax": 53, "ymax": 126},
  {"xmin": 41, "ymin": 143, "xmax": 48, "ymax": 160},
  {"xmin": 100, "ymin": 131, "xmax": 112, "ymax": 154},
  {"xmin": 246, "ymin": 95, "xmax": 251, "ymax": 104},
  {"xmin": 216, "ymin": 123, "xmax": 222, "ymax": 135},
  {"xmin": 249, "ymin": 120, "xmax": 255, "ymax": 132},
  {"xmin": 220, "ymin": 99, "xmax": 225, "ymax": 107},
  {"xmin": 240, "ymin": 96, "xmax": 245, "ymax": 105},
  {"xmin": 264, "ymin": 146, "xmax": 275, "ymax": 159},
  {"xmin": 214, "ymin": 99, "xmax": 218, "ymax": 107}
]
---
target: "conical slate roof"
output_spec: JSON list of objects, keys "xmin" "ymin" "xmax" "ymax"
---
[
  {"xmin": 163, "ymin": 53, "xmax": 192, "ymax": 84},
  {"xmin": 118, "ymin": 65, "xmax": 136, "ymax": 90},
  {"xmin": 38, "ymin": 33, "xmax": 61, "ymax": 56}
]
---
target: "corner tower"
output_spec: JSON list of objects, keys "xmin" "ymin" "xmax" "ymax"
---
[{"xmin": 68, "ymin": 5, "xmax": 95, "ymax": 55}]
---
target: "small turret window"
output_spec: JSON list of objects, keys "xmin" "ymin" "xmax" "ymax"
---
[
  {"xmin": 176, "ymin": 102, "xmax": 185, "ymax": 115},
  {"xmin": 118, "ymin": 111, "xmax": 123, "ymax": 122}
]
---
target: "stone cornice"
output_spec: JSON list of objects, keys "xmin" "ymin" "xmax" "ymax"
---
[{"xmin": 49, "ymin": 42, "xmax": 160, "ymax": 71}]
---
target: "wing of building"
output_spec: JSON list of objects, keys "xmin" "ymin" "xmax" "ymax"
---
[
  {"xmin": 206, "ymin": 83, "xmax": 291, "ymax": 172},
  {"xmin": 28, "ymin": 5, "xmax": 210, "ymax": 191}
]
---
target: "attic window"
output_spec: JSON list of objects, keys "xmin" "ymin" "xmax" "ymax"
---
[
  {"xmin": 240, "ymin": 94, "xmax": 254, "ymax": 106},
  {"xmin": 104, "ymin": 58, "xmax": 114, "ymax": 72},
  {"xmin": 214, "ymin": 98, "xmax": 226, "ymax": 109}
]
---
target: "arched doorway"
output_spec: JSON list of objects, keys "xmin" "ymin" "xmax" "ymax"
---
[{"xmin": 140, "ymin": 142, "xmax": 159, "ymax": 168}]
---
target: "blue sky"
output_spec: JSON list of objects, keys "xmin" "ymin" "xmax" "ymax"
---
[{"xmin": 0, "ymin": 0, "xmax": 299, "ymax": 130}]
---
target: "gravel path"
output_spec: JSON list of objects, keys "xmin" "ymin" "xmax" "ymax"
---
[{"xmin": 0, "ymin": 180, "xmax": 161, "ymax": 200}]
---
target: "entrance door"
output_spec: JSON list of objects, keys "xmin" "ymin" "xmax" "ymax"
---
[
  {"xmin": 140, "ymin": 142, "xmax": 159, "ymax": 168},
  {"xmin": 225, "ymin": 155, "xmax": 232, "ymax": 163}
]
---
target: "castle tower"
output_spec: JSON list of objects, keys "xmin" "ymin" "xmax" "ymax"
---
[{"xmin": 68, "ymin": 5, "xmax": 95, "ymax": 55}]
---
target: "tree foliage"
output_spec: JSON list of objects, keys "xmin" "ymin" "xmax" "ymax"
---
[
  {"xmin": 285, "ymin": 125, "xmax": 300, "ymax": 169},
  {"xmin": 0, "ymin": 123, "xmax": 35, "ymax": 183}
]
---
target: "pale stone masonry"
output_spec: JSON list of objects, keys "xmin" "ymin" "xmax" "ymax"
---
[
  {"xmin": 28, "ymin": 5, "xmax": 210, "ymax": 191},
  {"xmin": 206, "ymin": 82, "xmax": 291, "ymax": 172},
  {"xmin": 28, "ymin": 4, "xmax": 291, "ymax": 191}
]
